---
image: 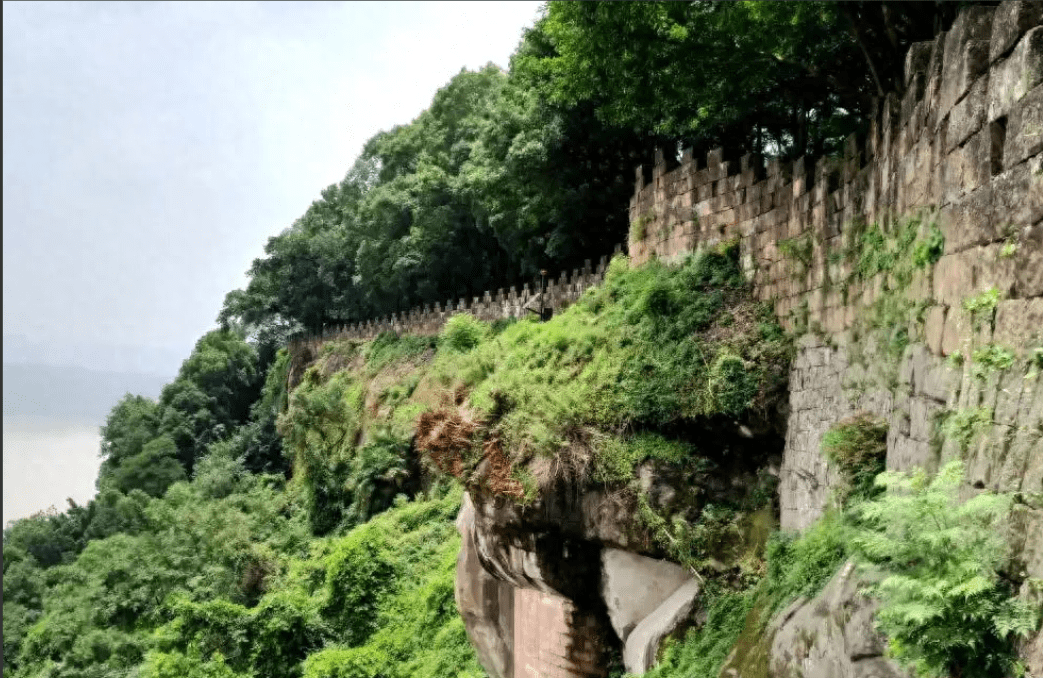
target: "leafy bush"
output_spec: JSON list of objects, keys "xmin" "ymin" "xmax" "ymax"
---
[
  {"xmin": 820, "ymin": 413, "xmax": 887, "ymax": 503},
  {"xmin": 322, "ymin": 523, "xmax": 399, "ymax": 645},
  {"xmin": 279, "ymin": 371, "xmax": 367, "ymax": 533},
  {"xmin": 439, "ymin": 314, "xmax": 490, "ymax": 353},
  {"xmin": 449, "ymin": 247, "xmax": 789, "ymax": 464},
  {"xmin": 963, "ymin": 288, "xmax": 1001, "ymax": 330},
  {"xmin": 938, "ymin": 407, "xmax": 993, "ymax": 457},
  {"xmin": 852, "ymin": 462, "xmax": 1038, "ymax": 678},
  {"xmin": 912, "ymin": 223, "xmax": 944, "ymax": 268},
  {"xmin": 971, "ymin": 344, "xmax": 1016, "ymax": 379}
]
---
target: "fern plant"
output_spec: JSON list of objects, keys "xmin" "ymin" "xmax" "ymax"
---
[{"xmin": 851, "ymin": 462, "xmax": 1038, "ymax": 678}]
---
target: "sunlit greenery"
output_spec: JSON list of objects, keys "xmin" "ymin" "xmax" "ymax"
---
[{"xmin": 4, "ymin": 4, "xmax": 1013, "ymax": 677}]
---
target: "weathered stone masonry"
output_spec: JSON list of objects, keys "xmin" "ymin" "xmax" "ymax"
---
[
  {"xmin": 628, "ymin": 0, "xmax": 1042, "ymax": 530},
  {"xmin": 288, "ymin": 250, "xmax": 623, "ymax": 360},
  {"xmin": 627, "ymin": 6, "xmax": 1043, "ymax": 674}
]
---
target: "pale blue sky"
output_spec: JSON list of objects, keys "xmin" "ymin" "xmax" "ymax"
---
[{"xmin": 3, "ymin": 1, "xmax": 543, "ymax": 374}]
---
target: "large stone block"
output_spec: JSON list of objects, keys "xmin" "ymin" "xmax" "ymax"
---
[
  {"xmin": 600, "ymin": 549, "xmax": 692, "ymax": 645},
  {"xmin": 940, "ymin": 32, "xmax": 993, "ymax": 118},
  {"xmin": 766, "ymin": 563, "xmax": 911, "ymax": 678},
  {"xmin": 947, "ymin": 74, "xmax": 990, "ymax": 151},
  {"xmin": 1003, "ymin": 83, "xmax": 1043, "ymax": 168},
  {"xmin": 933, "ymin": 250, "xmax": 979, "ymax": 306},
  {"xmin": 977, "ymin": 241, "xmax": 1020, "ymax": 299},
  {"xmin": 991, "ymin": 1, "xmax": 1043, "ymax": 63},
  {"xmin": 941, "ymin": 305, "xmax": 972, "ymax": 356},
  {"xmin": 942, "ymin": 126, "xmax": 992, "ymax": 205},
  {"xmin": 925, "ymin": 305, "xmax": 948, "ymax": 355},
  {"xmin": 1014, "ymin": 222, "xmax": 1043, "ymax": 297},
  {"xmin": 621, "ymin": 579, "xmax": 700, "ymax": 675},
  {"xmin": 906, "ymin": 40, "xmax": 935, "ymax": 86},
  {"xmin": 992, "ymin": 159, "xmax": 1043, "ymax": 235},
  {"xmin": 456, "ymin": 496, "xmax": 515, "ymax": 678},
  {"xmin": 994, "ymin": 297, "xmax": 1043, "ymax": 349},
  {"xmin": 988, "ymin": 27, "xmax": 1043, "ymax": 122}
]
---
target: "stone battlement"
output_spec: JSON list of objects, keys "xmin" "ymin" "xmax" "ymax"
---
[
  {"xmin": 628, "ymin": 2, "xmax": 1041, "ymax": 336},
  {"xmin": 288, "ymin": 248, "xmax": 623, "ymax": 356}
]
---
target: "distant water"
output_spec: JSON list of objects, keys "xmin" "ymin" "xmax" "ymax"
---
[{"xmin": 3, "ymin": 416, "xmax": 104, "ymax": 527}]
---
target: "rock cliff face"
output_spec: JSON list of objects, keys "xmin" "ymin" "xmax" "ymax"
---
[
  {"xmin": 451, "ymin": 3, "xmax": 1043, "ymax": 677},
  {"xmin": 762, "ymin": 562, "xmax": 908, "ymax": 678},
  {"xmin": 455, "ymin": 490, "xmax": 706, "ymax": 677}
]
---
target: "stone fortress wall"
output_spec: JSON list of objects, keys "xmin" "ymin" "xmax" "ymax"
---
[
  {"xmin": 288, "ymin": 249, "xmax": 624, "ymax": 358},
  {"xmin": 627, "ymin": 0, "xmax": 1042, "ymax": 530}
]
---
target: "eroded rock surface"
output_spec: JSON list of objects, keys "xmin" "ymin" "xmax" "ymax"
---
[{"xmin": 769, "ymin": 561, "xmax": 911, "ymax": 678}]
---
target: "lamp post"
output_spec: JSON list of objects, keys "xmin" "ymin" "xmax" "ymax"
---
[{"xmin": 539, "ymin": 269, "xmax": 550, "ymax": 321}]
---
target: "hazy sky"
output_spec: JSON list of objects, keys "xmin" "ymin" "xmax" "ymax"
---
[{"xmin": 3, "ymin": 1, "xmax": 543, "ymax": 373}]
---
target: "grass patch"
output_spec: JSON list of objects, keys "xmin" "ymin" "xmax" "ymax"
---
[{"xmin": 436, "ymin": 245, "xmax": 790, "ymax": 466}]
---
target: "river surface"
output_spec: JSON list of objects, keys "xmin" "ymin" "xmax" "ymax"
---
[{"xmin": 3, "ymin": 415, "xmax": 103, "ymax": 527}]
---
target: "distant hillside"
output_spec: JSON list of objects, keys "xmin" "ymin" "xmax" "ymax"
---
[
  {"xmin": 3, "ymin": 333, "xmax": 186, "ymax": 376},
  {"xmin": 3, "ymin": 363, "xmax": 171, "ymax": 421}
]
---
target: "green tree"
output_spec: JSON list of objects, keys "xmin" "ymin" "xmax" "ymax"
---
[
  {"xmin": 103, "ymin": 435, "xmax": 187, "ymax": 497},
  {"xmin": 97, "ymin": 394, "xmax": 161, "ymax": 485}
]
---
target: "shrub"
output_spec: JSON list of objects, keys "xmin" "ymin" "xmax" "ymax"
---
[
  {"xmin": 912, "ymin": 223, "xmax": 944, "ymax": 268},
  {"xmin": 820, "ymin": 414, "xmax": 887, "ymax": 504},
  {"xmin": 852, "ymin": 462, "xmax": 1038, "ymax": 678},
  {"xmin": 439, "ymin": 314, "xmax": 490, "ymax": 353},
  {"xmin": 938, "ymin": 407, "xmax": 993, "ymax": 457},
  {"xmin": 642, "ymin": 587, "xmax": 757, "ymax": 678},
  {"xmin": 971, "ymin": 344, "xmax": 1016, "ymax": 379},
  {"xmin": 963, "ymin": 288, "xmax": 1001, "ymax": 330},
  {"xmin": 323, "ymin": 523, "xmax": 399, "ymax": 645}
]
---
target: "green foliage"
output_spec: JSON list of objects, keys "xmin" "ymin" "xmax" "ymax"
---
[
  {"xmin": 852, "ymin": 462, "xmax": 1039, "ymax": 678},
  {"xmin": 363, "ymin": 332, "xmax": 434, "ymax": 375},
  {"xmin": 629, "ymin": 211, "xmax": 654, "ymax": 244},
  {"xmin": 971, "ymin": 344, "xmax": 1016, "ymax": 379},
  {"xmin": 938, "ymin": 407, "xmax": 993, "ymax": 457},
  {"xmin": 912, "ymin": 224, "xmax": 945, "ymax": 268},
  {"xmin": 439, "ymin": 314, "xmax": 490, "ymax": 353},
  {"xmin": 530, "ymin": 2, "xmax": 870, "ymax": 154},
  {"xmin": 147, "ymin": 490, "xmax": 481, "ymax": 678},
  {"xmin": 963, "ymin": 288, "xmax": 1001, "ymax": 330},
  {"xmin": 593, "ymin": 433, "xmax": 691, "ymax": 484},
  {"xmin": 99, "ymin": 394, "xmax": 162, "ymax": 473},
  {"xmin": 761, "ymin": 512, "xmax": 848, "ymax": 613},
  {"xmin": 454, "ymin": 248, "xmax": 789, "ymax": 461},
  {"xmin": 642, "ymin": 587, "xmax": 757, "ymax": 678},
  {"xmin": 279, "ymin": 370, "xmax": 366, "ymax": 534},
  {"xmin": 278, "ymin": 361, "xmax": 419, "ymax": 535},
  {"xmin": 322, "ymin": 523, "xmax": 399, "ymax": 645},
  {"xmin": 159, "ymin": 329, "xmax": 263, "ymax": 473},
  {"xmin": 643, "ymin": 511, "xmax": 848, "ymax": 678},
  {"xmin": 821, "ymin": 414, "xmax": 888, "ymax": 503},
  {"xmin": 104, "ymin": 435, "xmax": 187, "ymax": 497},
  {"xmin": 778, "ymin": 234, "xmax": 813, "ymax": 277}
]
